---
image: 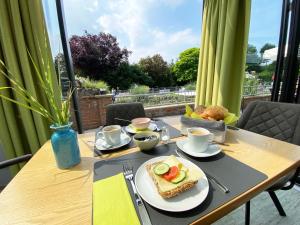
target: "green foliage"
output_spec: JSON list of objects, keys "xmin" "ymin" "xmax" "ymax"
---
[
  {"xmin": 54, "ymin": 53, "xmax": 67, "ymax": 79},
  {"xmin": 0, "ymin": 51, "xmax": 71, "ymax": 126},
  {"xmin": 69, "ymin": 32, "xmax": 130, "ymax": 87},
  {"xmin": 138, "ymin": 54, "xmax": 173, "ymax": 87},
  {"xmin": 106, "ymin": 63, "xmax": 153, "ymax": 90},
  {"xmin": 183, "ymin": 82, "xmax": 196, "ymax": 90},
  {"xmin": 172, "ymin": 48, "xmax": 199, "ymax": 83},
  {"xmin": 247, "ymin": 44, "xmax": 257, "ymax": 54},
  {"xmin": 129, "ymin": 85, "xmax": 150, "ymax": 94},
  {"xmin": 260, "ymin": 43, "xmax": 276, "ymax": 54},
  {"xmin": 257, "ymin": 61, "xmax": 276, "ymax": 82},
  {"xmin": 243, "ymin": 77, "xmax": 259, "ymax": 95},
  {"xmin": 116, "ymin": 92, "xmax": 195, "ymax": 107},
  {"xmin": 246, "ymin": 64, "xmax": 263, "ymax": 73},
  {"xmin": 80, "ymin": 78, "xmax": 108, "ymax": 90},
  {"xmin": 258, "ymin": 70, "xmax": 273, "ymax": 82}
]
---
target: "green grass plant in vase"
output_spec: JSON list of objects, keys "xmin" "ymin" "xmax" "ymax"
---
[{"xmin": 0, "ymin": 51, "xmax": 80, "ymax": 169}]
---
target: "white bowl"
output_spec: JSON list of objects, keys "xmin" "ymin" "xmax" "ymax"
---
[{"xmin": 131, "ymin": 117, "xmax": 151, "ymax": 130}]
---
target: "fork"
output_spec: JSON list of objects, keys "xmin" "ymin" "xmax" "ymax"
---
[
  {"xmin": 123, "ymin": 164, "xmax": 142, "ymax": 205},
  {"xmin": 123, "ymin": 164, "xmax": 152, "ymax": 225}
]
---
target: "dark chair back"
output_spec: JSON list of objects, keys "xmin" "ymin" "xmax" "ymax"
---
[
  {"xmin": 237, "ymin": 101, "xmax": 300, "ymax": 146},
  {"xmin": 105, "ymin": 103, "xmax": 146, "ymax": 126},
  {"xmin": 0, "ymin": 154, "xmax": 32, "ymax": 169}
]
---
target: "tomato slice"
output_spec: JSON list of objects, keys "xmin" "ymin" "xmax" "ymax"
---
[{"xmin": 163, "ymin": 166, "xmax": 179, "ymax": 181}]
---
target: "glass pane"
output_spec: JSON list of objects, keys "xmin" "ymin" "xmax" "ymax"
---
[
  {"xmin": 44, "ymin": 0, "xmax": 203, "ymax": 131},
  {"xmin": 243, "ymin": 0, "xmax": 282, "ymax": 108}
]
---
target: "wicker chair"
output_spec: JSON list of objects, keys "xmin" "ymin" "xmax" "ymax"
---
[
  {"xmin": 105, "ymin": 103, "xmax": 146, "ymax": 126},
  {"xmin": 236, "ymin": 101, "xmax": 300, "ymax": 225}
]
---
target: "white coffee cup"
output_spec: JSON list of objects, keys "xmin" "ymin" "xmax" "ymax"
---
[
  {"xmin": 185, "ymin": 127, "xmax": 214, "ymax": 153},
  {"xmin": 102, "ymin": 125, "xmax": 121, "ymax": 146}
]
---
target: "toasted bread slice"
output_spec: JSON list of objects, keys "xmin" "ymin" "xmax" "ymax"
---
[{"xmin": 146, "ymin": 155, "xmax": 202, "ymax": 198}]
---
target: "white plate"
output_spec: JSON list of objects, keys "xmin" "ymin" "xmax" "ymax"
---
[
  {"xmin": 135, "ymin": 156, "xmax": 209, "ymax": 212},
  {"xmin": 125, "ymin": 123, "xmax": 157, "ymax": 134},
  {"xmin": 95, "ymin": 132, "xmax": 131, "ymax": 151},
  {"xmin": 176, "ymin": 139, "xmax": 221, "ymax": 158}
]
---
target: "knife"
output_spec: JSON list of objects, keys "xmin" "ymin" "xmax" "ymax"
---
[
  {"xmin": 175, "ymin": 148, "xmax": 230, "ymax": 193},
  {"xmin": 137, "ymin": 202, "xmax": 152, "ymax": 225}
]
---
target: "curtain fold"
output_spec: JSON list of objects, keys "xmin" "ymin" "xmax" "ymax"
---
[
  {"xmin": 195, "ymin": 0, "xmax": 251, "ymax": 115},
  {"xmin": 0, "ymin": 0, "xmax": 58, "ymax": 174}
]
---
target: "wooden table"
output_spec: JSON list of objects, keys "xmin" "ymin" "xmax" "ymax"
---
[{"xmin": 0, "ymin": 116, "xmax": 300, "ymax": 225}]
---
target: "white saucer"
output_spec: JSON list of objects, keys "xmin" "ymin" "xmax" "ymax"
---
[
  {"xmin": 125, "ymin": 123, "xmax": 157, "ymax": 134},
  {"xmin": 176, "ymin": 139, "xmax": 221, "ymax": 158},
  {"xmin": 95, "ymin": 132, "xmax": 131, "ymax": 151}
]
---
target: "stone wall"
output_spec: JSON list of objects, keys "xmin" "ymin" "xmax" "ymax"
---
[{"xmin": 71, "ymin": 94, "xmax": 271, "ymax": 131}]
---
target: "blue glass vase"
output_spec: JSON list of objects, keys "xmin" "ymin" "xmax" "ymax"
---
[{"xmin": 50, "ymin": 123, "xmax": 81, "ymax": 169}]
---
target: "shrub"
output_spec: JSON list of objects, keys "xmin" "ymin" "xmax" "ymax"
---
[
  {"xmin": 243, "ymin": 77, "xmax": 259, "ymax": 95},
  {"xmin": 80, "ymin": 78, "xmax": 108, "ymax": 90},
  {"xmin": 184, "ymin": 82, "xmax": 196, "ymax": 90},
  {"xmin": 129, "ymin": 85, "xmax": 150, "ymax": 94}
]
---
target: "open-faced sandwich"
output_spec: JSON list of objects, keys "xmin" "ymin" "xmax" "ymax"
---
[{"xmin": 146, "ymin": 155, "xmax": 202, "ymax": 198}]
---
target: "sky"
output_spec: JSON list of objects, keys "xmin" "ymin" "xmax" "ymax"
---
[{"xmin": 43, "ymin": 0, "xmax": 283, "ymax": 63}]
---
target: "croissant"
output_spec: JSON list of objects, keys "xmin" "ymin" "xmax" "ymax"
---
[
  {"xmin": 194, "ymin": 105, "xmax": 206, "ymax": 114},
  {"xmin": 200, "ymin": 106, "xmax": 228, "ymax": 121}
]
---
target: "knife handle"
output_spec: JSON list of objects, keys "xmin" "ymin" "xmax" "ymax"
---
[{"xmin": 138, "ymin": 204, "xmax": 152, "ymax": 225}]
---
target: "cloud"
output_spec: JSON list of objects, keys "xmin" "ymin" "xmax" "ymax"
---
[
  {"xmin": 95, "ymin": 0, "xmax": 199, "ymax": 63},
  {"xmin": 85, "ymin": 0, "xmax": 99, "ymax": 12},
  {"xmin": 137, "ymin": 28, "xmax": 199, "ymax": 62}
]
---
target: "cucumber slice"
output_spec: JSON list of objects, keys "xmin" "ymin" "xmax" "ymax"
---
[
  {"xmin": 171, "ymin": 170, "xmax": 186, "ymax": 184},
  {"xmin": 153, "ymin": 163, "xmax": 170, "ymax": 175}
]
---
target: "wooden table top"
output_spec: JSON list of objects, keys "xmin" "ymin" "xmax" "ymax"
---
[{"xmin": 0, "ymin": 115, "xmax": 300, "ymax": 225}]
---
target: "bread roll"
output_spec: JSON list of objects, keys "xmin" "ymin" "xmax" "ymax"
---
[{"xmin": 201, "ymin": 106, "xmax": 228, "ymax": 121}]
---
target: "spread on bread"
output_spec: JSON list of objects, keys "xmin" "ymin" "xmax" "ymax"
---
[{"xmin": 146, "ymin": 155, "xmax": 202, "ymax": 198}]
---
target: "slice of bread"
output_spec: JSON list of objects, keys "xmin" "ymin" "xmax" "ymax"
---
[{"xmin": 146, "ymin": 156, "xmax": 202, "ymax": 198}]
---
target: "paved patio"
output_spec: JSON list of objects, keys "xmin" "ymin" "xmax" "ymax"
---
[{"xmin": 213, "ymin": 188, "xmax": 300, "ymax": 225}]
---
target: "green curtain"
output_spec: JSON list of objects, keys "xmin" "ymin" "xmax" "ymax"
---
[
  {"xmin": 195, "ymin": 0, "xmax": 251, "ymax": 115},
  {"xmin": 0, "ymin": 0, "xmax": 59, "ymax": 174}
]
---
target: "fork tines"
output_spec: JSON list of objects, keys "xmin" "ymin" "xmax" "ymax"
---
[{"xmin": 123, "ymin": 164, "xmax": 133, "ymax": 175}]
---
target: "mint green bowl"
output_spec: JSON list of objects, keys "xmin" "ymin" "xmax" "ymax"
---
[{"xmin": 133, "ymin": 131, "xmax": 160, "ymax": 151}]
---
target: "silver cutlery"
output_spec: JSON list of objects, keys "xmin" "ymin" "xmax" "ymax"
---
[
  {"xmin": 123, "ymin": 164, "xmax": 152, "ymax": 225},
  {"xmin": 175, "ymin": 149, "xmax": 230, "ymax": 193}
]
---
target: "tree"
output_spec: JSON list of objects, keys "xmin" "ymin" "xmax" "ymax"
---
[
  {"xmin": 106, "ymin": 63, "xmax": 153, "ymax": 89},
  {"xmin": 246, "ymin": 64, "xmax": 263, "ymax": 73},
  {"xmin": 247, "ymin": 44, "xmax": 257, "ymax": 54},
  {"xmin": 69, "ymin": 31, "xmax": 130, "ymax": 86},
  {"xmin": 138, "ymin": 54, "xmax": 172, "ymax": 87},
  {"xmin": 260, "ymin": 43, "xmax": 275, "ymax": 54},
  {"xmin": 54, "ymin": 53, "xmax": 67, "ymax": 79},
  {"xmin": 172, "ymin": 47, "xmax": 199, "ymax": 83},
  {"xmin": 54, "ymin": 53, "xmax": 70, "ymax": 95},
  {"xmin": 258, "ymin": 61, "xmax": 276, "ymax": 82}
]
